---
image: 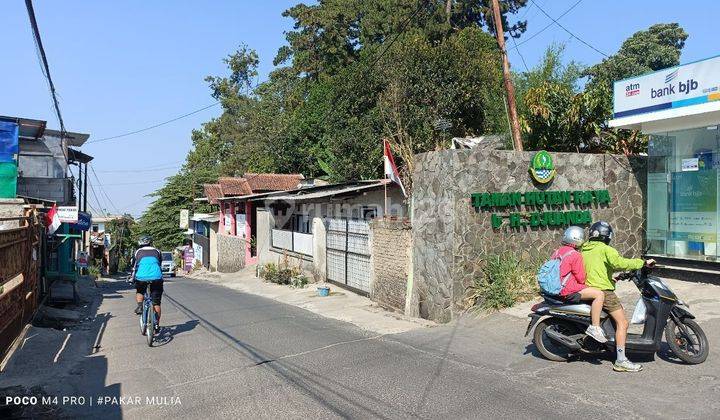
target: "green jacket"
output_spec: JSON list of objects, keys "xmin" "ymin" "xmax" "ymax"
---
[{"xmin": 581, "ymin": 241, "xmax": 644, "ymax": 291}]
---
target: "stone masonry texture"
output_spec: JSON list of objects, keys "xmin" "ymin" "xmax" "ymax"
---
[
  {"xmin": 370, "ymin": 219, "xmax": 411, "ymax": 311},
  {"xmin": 412, "ymin": 149, "xmax": 647, "ymax": 323},
  {"xmin": 217, "ymin": 234, "xmax": 246, "ymax": 273}
]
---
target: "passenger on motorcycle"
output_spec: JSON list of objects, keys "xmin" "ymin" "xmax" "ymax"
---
[
  {"xmin": 582, "ymin": 221, "xmax": 655, "ymax": 372},
  {"xmin": 554, "ymin": 226, "xmax": 607, "ymax": 344}
]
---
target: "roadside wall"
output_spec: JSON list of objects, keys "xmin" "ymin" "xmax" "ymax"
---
[
  {"xmin": 209, "ymin": 223, "xmax": 219, "ymax": 271},
  {"xmin": 217, "ymin": 234, "xmax": 245, "ymax": 273},
  {"xmin": 412, "ymin": 149, "xmax": 647, "ymax": 323},
  {"xmin": 370, "ymin": 219, "xmax": 411, "ymax": 311}
]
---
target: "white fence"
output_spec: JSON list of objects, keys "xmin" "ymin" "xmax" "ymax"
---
[
  {"xmin": 293, "ymin": 232, "xmax": 313, "ymax": 256},
  {"xmin": 271, "ymin": 229, "xmax": 313, "ymax": 257}
]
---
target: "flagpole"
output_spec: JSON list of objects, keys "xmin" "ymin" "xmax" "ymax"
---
[
  {"xmin": 383, "ymin": 139, "xmax": 388, "ymax": 219},
  {"xmin": 384, "ymin": 177, "xmax": 388, "ymax": 219}
]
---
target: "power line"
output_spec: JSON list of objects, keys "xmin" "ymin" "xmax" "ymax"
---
[
  {"xmin": 25, "ymin": 0, "xmax": 69, "ymax": 164},
  {"xmin": 509, "ymin": 0, "xmax": 585, "ymax": 51},
  {"xmin": 528, "ymin": 0, "xmax": 608, "ymax": 57},
  {"xmin": 511, "ymin": 35, "xmax": 530, "ymax": 72},
  {"xmin": 90, "ymin": 164, "xmax": 122, "ymax": 214},
  {"xmin": 96, "ymin": 162, "xmax": 183, "ymax": 173},
  {"xmin": 87, "ymin": 178, "xmax": 108, "ymax": 217},
  {"xmin": 102, "ymin": 178, "xmax": 167, "ymax": 187},
  {"xmin": 87, "ymin": 102, "xmax": 220, "ymax": 144}
]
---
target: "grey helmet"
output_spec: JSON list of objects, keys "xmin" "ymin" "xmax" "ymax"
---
[
  {"xmin": 562, "ymin": 226, "xmax": 585, "ymax": 248},
  {"xmin": 137, "ymin": 235, "xmax": 153, "ymax": 247},
  {"xmin": 589, "ymin": 221, "xmax": 613, "ymax": 244}
]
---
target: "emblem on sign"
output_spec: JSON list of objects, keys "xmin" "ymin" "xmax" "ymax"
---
[{"xmin": 529, "ymin": 150, "xmax": 556, "ymax": 184}]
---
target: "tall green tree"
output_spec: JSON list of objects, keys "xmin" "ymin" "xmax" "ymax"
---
[{"xmin": 518, "ymin": 24, "xmax": 688, "ymax": 154}]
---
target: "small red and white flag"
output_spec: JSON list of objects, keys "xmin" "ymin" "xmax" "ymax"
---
[
  {"xmin": 46, "ymin": 204, "xmax": 61, "ymax": 234},
  {"xmin": 383, "ymin": 139, "xmax": 406, "ymax": 197}
]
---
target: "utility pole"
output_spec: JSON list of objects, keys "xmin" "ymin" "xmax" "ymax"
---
[{"xmin": 490, "ymin": 0, "xmax": 523, "ymax": 152}]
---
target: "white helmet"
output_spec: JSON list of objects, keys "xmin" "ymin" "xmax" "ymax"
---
[{"xmin": 562, "ymin": 226, "xmax": 585, "ymax": 248}]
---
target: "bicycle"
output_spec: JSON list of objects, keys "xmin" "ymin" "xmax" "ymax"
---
[{"xmin": 138, "ymin": 287, "xmax": 157, "ymax": 347}]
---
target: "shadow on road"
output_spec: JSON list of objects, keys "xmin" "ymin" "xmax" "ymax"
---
[{"xmin": 152, "ymin": 320, "xmax": 200, "ymax": 347}]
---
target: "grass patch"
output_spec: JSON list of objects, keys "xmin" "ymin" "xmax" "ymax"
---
[{"xmin": 466, "ymin": 252, "xmax": 540, "ymax": 311}]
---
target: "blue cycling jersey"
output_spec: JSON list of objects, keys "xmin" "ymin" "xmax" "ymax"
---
[{"xmin": 133, "ymin": 246, "xmax": 163, "ymax": 281}]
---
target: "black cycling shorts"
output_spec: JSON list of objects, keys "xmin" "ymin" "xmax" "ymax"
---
[{"xmin": 135, "ymin": 280, "xmax": 164, "ymax": 305}]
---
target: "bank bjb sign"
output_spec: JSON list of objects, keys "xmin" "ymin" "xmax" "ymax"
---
[
  {"xmin": 613, "ymin": 55, "xmax": 720, "ymax": 119},
  {"xmin": 471, "ymin": 151, "xmax": 611, "ymax": 229}
]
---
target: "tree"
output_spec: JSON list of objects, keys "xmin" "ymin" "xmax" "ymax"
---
[
  {"xmin": 517, "ymin": 24, "xmax": 688, "ymax": 155},
  {"xmin": 582, "ymin": 23, "xmax": 688, "ymax": 155},
  {"xmin": 584, "ymin": 23, "xmax": 688, "ymax": 96},
  {"xmin": 515, "ymin": 43, "xmax": 598, "ymax": 152},
  {"xmin": 138, "ymin": 0, "xmax": 533, "ymax": 247}
]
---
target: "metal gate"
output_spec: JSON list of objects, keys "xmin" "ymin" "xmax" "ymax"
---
[{"xmin": 326, "ymin": 218, "xmax": 371, "ymax": 294}]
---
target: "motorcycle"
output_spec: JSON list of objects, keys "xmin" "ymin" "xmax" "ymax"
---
[{"xmin": 526, "ymin": 266, "xmax": 709, "ymax": 364}]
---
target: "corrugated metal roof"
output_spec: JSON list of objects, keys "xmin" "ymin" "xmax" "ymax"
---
[
  {"xmin": 256, "ymin": 180, "xmax": 389, "ymax": 202},
  {"xmin": 190, "ymin": 213, "xmax": 219, "ymax": 222}
]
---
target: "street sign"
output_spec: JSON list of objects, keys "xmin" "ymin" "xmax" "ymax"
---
[
  {"xmin": 77, "ymin": 251, "xmax": 89, "ymax": 268},
  {"xmin": 179, "ymin": 209, "xmax": 189, "ymax": 229},
  {"xmin": 70, "ymin": 211, "xmax": 92, "ymax": 231},
  {"xmin": 57, "ymin": 206, "xmax": 79, "ymax": 223}
]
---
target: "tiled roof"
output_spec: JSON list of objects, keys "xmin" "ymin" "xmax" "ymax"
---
[
  {"xmin": 243, "ymin": 173, "xmax": 304, "ymax": 192},
  {"xmin": 218, "ymin": 177, "xmax": 253, "ymax": 196},
  {"xmin": 203, "ymin": 184, "xmax": 223, "ymax": 204}
]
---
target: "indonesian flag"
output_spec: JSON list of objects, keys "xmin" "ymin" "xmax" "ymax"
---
[
  {"xmin": 383, "ymin": 139, "xmax": 406, "ymax": 197},
  {"xmin": 46, "ymin": 204, "xmax": 61, "ymax": 234}
]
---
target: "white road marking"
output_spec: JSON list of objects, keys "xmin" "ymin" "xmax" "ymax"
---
[{"xmin": 53, "ymin": 333, "xmax": 71, "ymax": 363}]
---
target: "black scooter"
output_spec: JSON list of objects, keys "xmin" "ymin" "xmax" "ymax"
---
[{"xmin": 526, "ymin": 266, "xmax": 709, "ymax": 364}]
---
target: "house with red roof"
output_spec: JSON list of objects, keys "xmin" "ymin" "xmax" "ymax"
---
[{"xmin": 196, "ymin": 173, "xmax": 306, "ymax": 271}]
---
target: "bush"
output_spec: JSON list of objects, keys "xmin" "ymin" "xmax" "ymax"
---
[
  {"xmin": 466, "ymin": 252, "xmax": 539, "ymax": 311},
  {"xmin": 259, "ymin": 259, "xmax": 301, "ymax": 286},
  {"xmin": 291, "ymin": 274, "xmax": 309, "ymax": 289},
  {"xmin": 88, "ymin": 265, "xmax": 101, "ymax": 279}
]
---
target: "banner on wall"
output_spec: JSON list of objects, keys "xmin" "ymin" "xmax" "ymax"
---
[
  {"xmin": 236, "ymin": 213, "xmax": 246, "ymax": 238},
  {"xmin": 224, "ymin": 209, "xmax": 232, "ymax": 234},
  {"xmin": 669, "ymin": 170, "xmax": 717, "ymax": 242},
  {"xmin": 57, "ymin": 206, "xmax": 79, "ymax": 223},
  {"xmin": 193, "ymin": 242, "xmax": 203, "ymax": 265}
]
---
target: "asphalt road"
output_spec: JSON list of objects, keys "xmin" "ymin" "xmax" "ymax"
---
[{"xmin": 6, "ymin": 275, "xmax": 720, "ymax": 419}]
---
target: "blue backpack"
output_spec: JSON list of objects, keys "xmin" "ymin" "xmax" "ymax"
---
[{"xmin": 536, "ymin": 250, "xmax": 575, "ymax": 296}]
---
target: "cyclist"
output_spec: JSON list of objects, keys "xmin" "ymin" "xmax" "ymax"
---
[{"xmin": 131, "ymin": 236, "xmax": 164, "ymax": 327}]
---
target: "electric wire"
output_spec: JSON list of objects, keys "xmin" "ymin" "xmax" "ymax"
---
[
  {"xmin": 96, "ymin": 161, "xmax": 184, "ymax": 173},
  {"xmin": 86, "ymin": 102, "xmax": 220, "ymax": 144},
  {"xmin": 89, "ymin": 164, "xmax": 122, "ymax": 215},
  {"xmin": 509, "ymin": 0, "xmax": 585, "ymax": 51},
  {"xmin": 25, "ymin": 0, "xmax": 69, "ymax": 163},
  {"xmin": 528, "ymin": 0, "xmax": 608, "ymax": 57}
]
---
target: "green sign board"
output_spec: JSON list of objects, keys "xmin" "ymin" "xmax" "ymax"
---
[{"xmin": 471, "ymin": 189, "xmax": 611, "ymax": 229}]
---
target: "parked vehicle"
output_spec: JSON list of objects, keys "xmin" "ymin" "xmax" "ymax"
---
[
  {"xmin": 161, "ymin": 251, "xmax": 176, "ymax": 277},
  {"xmin": 526, "ymin": 266, "xmax": 708, "ymax": 364}
]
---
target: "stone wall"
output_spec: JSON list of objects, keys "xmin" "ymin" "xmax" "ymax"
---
[
  {"xmin": 412, "ymin": 149, "xmax": 647, "ymax": 323},
  {"xmin": 217, "ymin": 234, "xmax": 245, "ymax": 273},
  {"xmin": 370, "ymin": 219, "xmax": 411, "ymax": 311}
]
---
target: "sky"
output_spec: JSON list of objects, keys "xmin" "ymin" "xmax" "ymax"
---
[{"xmin": 2, "ymin": 0, "xmax": 719, "ymax": 218}]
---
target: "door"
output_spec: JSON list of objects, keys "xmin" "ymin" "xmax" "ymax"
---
[{"xmin": 326, "ymin": 218, "xmax": 371, "ymax": 294}]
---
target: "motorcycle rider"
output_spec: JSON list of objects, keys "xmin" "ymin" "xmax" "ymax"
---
[
  {"xmin": 554, "ymin": 226, "xmax": 607, "ymax": 343},
  {"xmin": 582, "ymin": 221, "xmax": 655, "ymax": 372}
]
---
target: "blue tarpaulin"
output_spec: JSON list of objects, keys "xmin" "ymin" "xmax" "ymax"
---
[{"xmin": 0, "ymin": 121, "xmax": 19, "ymax": 163}]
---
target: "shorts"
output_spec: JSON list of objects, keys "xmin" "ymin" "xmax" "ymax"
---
[
  {"xmin": 562, "ymin": 292, "xmax": 582, "ymax": 304},
  {"xmin": 135, "ymin": 280, "xmax": 164, "ymax": 305},
  {"xmin": 602, "ymin": 291, "xmax": 623, "ymax": 313}
]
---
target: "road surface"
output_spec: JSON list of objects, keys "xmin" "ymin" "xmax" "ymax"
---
[{"xmin": 3, "ymin": 276, "xmax": 719, "ymax": 419}]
